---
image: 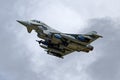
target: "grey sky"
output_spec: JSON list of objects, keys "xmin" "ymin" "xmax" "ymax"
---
[{"xmin": 0, "ymin": 0, "xmax": 120, "ymax": 80}]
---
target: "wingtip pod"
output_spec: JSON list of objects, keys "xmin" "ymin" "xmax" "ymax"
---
[
  {"xmin": 99, "ymin": 35, "xmax": 103, "ymax": 38},
  {"xmin": 95, "ymin": 35, "xmax": 103, "ymax": 39},
  {"xmin": 94, "ymin": 33, "xmax": 103, "ymax": 39}
]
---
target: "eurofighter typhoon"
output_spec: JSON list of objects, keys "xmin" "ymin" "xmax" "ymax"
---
[{"xmin": 17, "ymin": 20, "xmax": 102, "ymax": 59}]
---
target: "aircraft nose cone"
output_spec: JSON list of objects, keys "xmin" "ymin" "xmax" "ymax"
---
[
  {"xmin": 17, "ymin": 20, "xmax": 24, "ymax": 24},
  {"xmin": 17, "ymin": 20, "xmax": 29, "ymax": 26}
]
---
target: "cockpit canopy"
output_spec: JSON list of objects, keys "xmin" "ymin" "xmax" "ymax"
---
[{"xmin": 31, "ymin": 20, "xmax": 41, "ymax": 23}]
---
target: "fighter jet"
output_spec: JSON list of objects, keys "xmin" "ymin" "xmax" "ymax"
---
[{"xmin": 17, "ymin": 20, "xmax": 102, "ymax": 59}]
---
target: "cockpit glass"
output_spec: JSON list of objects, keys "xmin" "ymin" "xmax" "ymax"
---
[{"xmin": 31, "ymin": 20, "xmax": 41, "ymax": 23}]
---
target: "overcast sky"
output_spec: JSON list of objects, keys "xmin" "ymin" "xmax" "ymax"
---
[{"xmin": 0, "ymin": 0, "xmax": 120, "ymax": 80}]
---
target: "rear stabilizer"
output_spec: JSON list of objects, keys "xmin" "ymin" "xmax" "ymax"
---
[{"xmin": 87, "ymin": 31, "xmax": 103, "ymax": 38}]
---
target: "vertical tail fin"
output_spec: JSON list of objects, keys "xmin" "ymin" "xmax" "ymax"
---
[
  {"xmin": 87, "ymin": 31, "xmax": 97, "ymax": 35},
  {"xmin": 87, "ymin": 31, "xmax": 103, "ymax": 38},
  {"xmin": 84, "ymin": 31, "xmax": 102, "ymax": 44}
]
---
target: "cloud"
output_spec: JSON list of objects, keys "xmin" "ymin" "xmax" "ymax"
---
[
  {"xmin": 61, "ymin": 0, "xmax": 120, "ymax": 19},
  {"xmin": 85, "ymin": 17, "xmax": 120, "ymax": 80},
  {"xmin": 0, "ymin": 0, "xmax": 120, "ymax": 80}
]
